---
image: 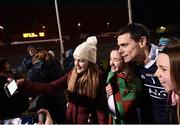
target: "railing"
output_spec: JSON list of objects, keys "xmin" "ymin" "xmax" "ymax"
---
[{"xmin": 11, "ymin": 39, "xmax": 60, "ymax": 45}]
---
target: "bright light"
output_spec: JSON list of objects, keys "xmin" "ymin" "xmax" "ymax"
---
[
  {"xmin": 23, "ymin": 33, "xmax": 38, "ymax": 38},
  {"xmin": 23, "ymin": 32, "xmax": 45, "ymax": 38},
  {"xmin": 0, "ymin": 25, "xmax": 4, "ymax": 30},
  {"xmin": 156, "ymin": 26, "xmax": 167, "ymax": 33},
  {"xmin": 39, "ymin": 32, "xmax": 45, "ymax": 37},
  {"xmin": 77, "ymin": 22, "xmax": 81, "ymax": 27},
  {"xmin": 160, "ymin": 26, "xmax": 166, "ymax": 30},
  {"xmin": 23, "ymin": 33, "xmax": 29, "ymax": 38}
]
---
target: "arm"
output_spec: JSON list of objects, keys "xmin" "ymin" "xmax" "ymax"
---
[{"xmin": 17, "ymin": 72, "xmax": 69, "ymax": 96}]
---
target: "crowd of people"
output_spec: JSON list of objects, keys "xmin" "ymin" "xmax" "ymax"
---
[{"xmin": 0, "ymin": 23, "xmax": 180, "ymax": 124}]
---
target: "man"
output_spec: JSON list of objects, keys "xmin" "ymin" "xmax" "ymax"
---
[
  {"xmin": 117, "ymin": 23, "xmax": 168, "ymax": 123},
  {"xmin": 15, "ymin": 46, "xmax": 37, "ymax": 78},
  {"xmin": 22, "ymin": 46, "xmax": 37, "ymax": 71}
]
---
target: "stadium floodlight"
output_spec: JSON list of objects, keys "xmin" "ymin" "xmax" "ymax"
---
[{"xmin": 0, "ymin": 25, "xmax": 4, "ymax": 30}]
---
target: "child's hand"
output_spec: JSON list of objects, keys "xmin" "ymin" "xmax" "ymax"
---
[{"xmin": 106, "ymin": 84, "xmax": 113, "ymax": 96}]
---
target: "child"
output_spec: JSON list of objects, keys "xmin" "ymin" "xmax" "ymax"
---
[{"xmin": 106, "ymin": 49, "xmax": 142, "ymax": 124}]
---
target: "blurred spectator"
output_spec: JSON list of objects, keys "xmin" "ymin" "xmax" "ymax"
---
[
  {"xmin": 158, "ymin": 37, "xmax": 170, "ymax": 49},
  {"xmin": 64, "ymin": 48, "xmax": 74, "ymax": 73},
  {"xmin": 0, "ymin": 58, "xmax": 29, "ymax": 119},
  {"xmin": 28, "ymin": 49, "xmax": 64, "ymax": 82},
  {"xmin": 15, "ymin": 46, "xmax": 37, "ymax": 79},
  {"xmin": 27, "ymin": 49, "xmax": 66, "ymax": 123},
  {"xmin": 0, "ymin": 58, "xmax": 13, "ymax": 77},
  {"xmin": 22, "ymin": 46, "xmax": 37, "ymax": 71},
  {"xmin": 36, "ymin": 46, "xmax": 44, "ymax": 53}
]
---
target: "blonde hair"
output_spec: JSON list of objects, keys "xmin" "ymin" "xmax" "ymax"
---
[
  {"xmin": 67, "ymin": 62, "xmax": 99, "ymax": 99},
  {"xmin": 32, "ymin": 50, "xmax": 54, "ymax": 63}
]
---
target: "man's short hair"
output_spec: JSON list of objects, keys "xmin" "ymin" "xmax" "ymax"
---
[{"xmin": 118, "ymin": 23, "xmax": 151, "ymax": 46}]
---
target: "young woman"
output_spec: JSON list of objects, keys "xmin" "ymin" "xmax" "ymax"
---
[
  {"xmin": 155, "ymin": 40, "xmax": 180, "ymax": 124},
  {"xmin": 16, "ymin": 36, "xmax": 108, "ymax": 124},
  {"xmin": 106, "ymin": 49, "xmax": 142, "ymax": 124}
]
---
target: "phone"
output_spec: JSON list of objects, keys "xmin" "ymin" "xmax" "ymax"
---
[
  {"xmin": 0, "ymin": 113, "xmax": 45, "ymax": 125},
  {"xmin": 4, "ymin": 80, "xmax": 18, "ymax": 97}
]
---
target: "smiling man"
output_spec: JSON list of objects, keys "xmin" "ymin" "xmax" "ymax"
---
[{"xmin": 117, "ymin": 23, "xmax": 168, "ymax": 124}]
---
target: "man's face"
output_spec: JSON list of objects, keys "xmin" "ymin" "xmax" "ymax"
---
[
  {"xmin": 29, "ymin": 48, "xmax": 37, "ymax": 57},
  {"xmin": 109, "ymin": 50, "xmax": 123, "ymax": 72},
  {"xmin": 117, "ymin": 33, "xmax": 141, "ymax": 63}
]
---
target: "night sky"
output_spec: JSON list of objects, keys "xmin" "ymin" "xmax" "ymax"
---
[
  {"xmin": 0, "ymin": 0, "xmax": 180, "ymax": 41},
  {"xmin": 132, "ymin": 0, "xmax": 180, "ymax": 29}
]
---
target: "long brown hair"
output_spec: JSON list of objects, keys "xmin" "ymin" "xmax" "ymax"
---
[
  {"xmin": 67, "ymin": 62, "xmax": 100, "ymax": 99},
  {"xmin": 123, "ymin": 61, "xmax": 138, "ymax": 82},
  {"xmin": 161, "ymin": 41, "xmax": 180, "ymax": 123},
  {"xmin": 162, "ymin": 43, "xmax": 180, "ymax": 95}
]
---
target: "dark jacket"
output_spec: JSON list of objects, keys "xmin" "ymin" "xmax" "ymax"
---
[
  {"xmin": 27, "ymin": 59, "xmax": 66, "ymax": 123},
  {"xmin": 27, "ymin": 61, "xmax": 49, "ymax": 82},
  {"xmin": 22, "ymin": 55, "xmax": 33, "ymax": 71},
  {"xmin": 27, "ymin": 60, "xmax": 65, "ymax": 82},
  {"xmin": 166, "ymin": 92, "xmax": 178, "ymax": 124},
  {"xmin": 0, "ymin": 73, "xmax": 29, "ymax": 119},
  {"xmin": 20, "ymin": 71, "xmax": 108, "ymax": 124}
]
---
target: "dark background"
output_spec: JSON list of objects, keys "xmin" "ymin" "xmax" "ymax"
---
[
  {"xmin": 0, "ymin": 0, "xmax": 180, "ymax": 41},
  {"xmin": 0, "ymin": 0, "xmax": 180, "ymax": 68}
]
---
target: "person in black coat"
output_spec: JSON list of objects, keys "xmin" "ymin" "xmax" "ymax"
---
[
  {"xmin": 27, "ymin": 50, "xmax": 66, "ymax": 123},
  {"xmin": 0, "ymin": 58, "xmax": 29, "ymax": 119}
]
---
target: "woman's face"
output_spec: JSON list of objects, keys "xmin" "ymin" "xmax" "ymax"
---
[
  {"xmin": 109, "ymin": 50, "xmax": 124, "ymax": 72},
  {"xmin": 155, "ymin": 53, "xmax": 173, "ymax": 92},
  {"xmin": 74, "ymin": 58, "xmax": 89, "ymax": 73}
]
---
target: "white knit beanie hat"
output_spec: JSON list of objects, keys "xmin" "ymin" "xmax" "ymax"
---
[{"xmin": 73, "ymin": 36, "xmax": 97, "ymax": 63}]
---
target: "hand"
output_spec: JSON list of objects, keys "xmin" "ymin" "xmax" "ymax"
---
[
  {"xmin": 7, "ymin": 77, "xmax": 13, "ymax": 82},
  {"xmin": 16, "ymin": 78, "xmax": 25, "ymax": 86},
  {"xmin": 7, "ymin": 77, "xmax": 24, "ymax": 86},
  {"xmin": 106, "ymin": 83, "xmax": 113, "ymax": 96},
  {"xmin": 171, "ymin": 91, "xmax": 179, "ymax": 106},
  {"xmin": 37, "ymin": 109, "xmax": 53, "ymax": 125}
]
